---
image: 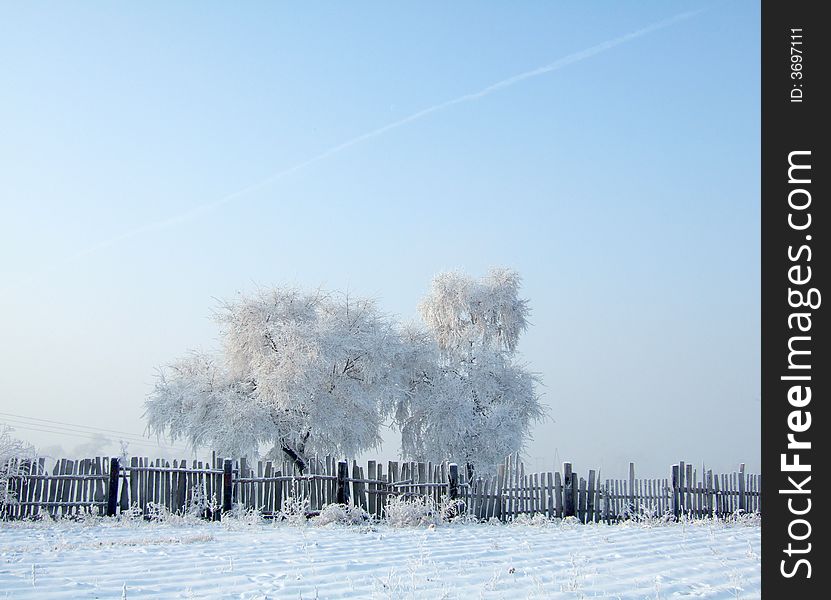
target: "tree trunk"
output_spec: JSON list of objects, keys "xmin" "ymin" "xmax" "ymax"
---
[
  {"xmin": 465, "ymin": 462, "xmax": 475, "ymax": 481},
  {"xmin": 281, "ymin": 445, "xmax": 307, "ymax": 474}
]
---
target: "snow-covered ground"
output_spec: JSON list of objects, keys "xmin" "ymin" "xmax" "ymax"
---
[{"xmin": 1, "ymin": 516, "xmax": 760, "ymax": 599}]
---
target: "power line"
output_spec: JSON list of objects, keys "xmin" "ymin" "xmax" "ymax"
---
[
  {"xmin": 0, "ymin": 410, "xmax": 157, "ymax": 440},
  {"xmin": 3, "ymin": 422, "xmax": 192, "ymax": 453},
  {"xmin": 0, "ymin": 412, "xmax": 190, "ymax": 452},
  {"xmin": 1, "ymin": 417, "xmax": 188, "ymax": 452},
  {"xmin": 0, "ymin": 415, "xmax": 181, "ymax": 449}
]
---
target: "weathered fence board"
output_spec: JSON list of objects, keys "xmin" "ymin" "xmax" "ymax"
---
[{"xmin": 2, "ymin": 456, "xmax": 760, "ymax": 523}]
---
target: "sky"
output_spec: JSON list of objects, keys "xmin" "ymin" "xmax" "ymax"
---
[{"xmin": 0, "ymin": 1, "xmax": 760, "ymax": 477}]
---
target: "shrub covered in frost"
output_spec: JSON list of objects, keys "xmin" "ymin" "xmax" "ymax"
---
[
  {"xmin": 0, "ymin": 425, "xmax": 35, "ymax": 514},
  {"xmin": 220, "ymin": 504, "xmax": 264, "ymax": 529},
  {"xmin": 276, "ymin": 496, "xmax": 309, "ymax": 526},
  {"xmin": 311, "ymin": 503, "xmax": 370, "ymax": 526},
  {"xmin": 384, "ymin": 495, "xmax": 443, "ymax": 527},
  {"xmin": 508, "ymin": 513, "xmax": 554, "ymax": 527}
]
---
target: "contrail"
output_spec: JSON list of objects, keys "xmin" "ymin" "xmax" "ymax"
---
[{"xmin": 3, "ymin": 10, "xmax": 700, "ymax": 295}]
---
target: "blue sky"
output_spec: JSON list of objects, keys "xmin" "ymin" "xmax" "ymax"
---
[{"xmin": 0, "ymin": 1, "xmax": 759, "ymax": 476}]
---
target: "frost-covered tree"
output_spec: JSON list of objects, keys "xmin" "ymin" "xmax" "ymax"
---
[
  {"xmin": 0, "ymin": 425, "xmax": 35, "ymax": 510},
  {"xmin": 147, "ymin": 269, "xmax": 544, "ymax": 475},
  {"xmin": 419, "ymin": 268, "xmax": 531, "ymax": 356},
  {"xmin": 145, "ymin": 289, "xmax": 405, "ymax": 472},
  {"xmin": 397, "ymin": 268, "xmax": 544, "ymax": 475}
]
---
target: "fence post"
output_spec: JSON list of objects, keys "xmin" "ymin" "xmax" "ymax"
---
[
  {"xmin": 602, "ymin": 480, "xmax": 610, "ymax": 524},
  {"xmin": 628, "ymin": 462, "xmax": 635, "ymax": 515},
  {"xmin": 671, "ymin": 464, "xmax": 680, "ymax": 519},
  {"xmin": 587, "ymin": 469, "xmax": 596, "ymax": 523},
  {"xmin": 706, "ymin": 469, "xmax": 714, "ymax": 517},
  {"xmin": 448, "ymin": 463, "xmax": 459, "ymax": 500},
  {"xmin": 563, "ymin": 462, "xmax": 574, "ymax": 518},
  {"xmin": 106, "ymin": 457, "xmax": 120, "ymax": 517},
  {"xmin": 4, "ymin": 459, "xmax": 18, "ymax": 520},
  {"xmin": 738, "ymin": 463, "xmax": 746, "ymax": 512},
  {"xmin": 336, "ymin": 460, "xmax": 349, "ymax": 504},
  {"xmin": 222, "ymin": 459, "xmax": 233, "ymax": 515}
]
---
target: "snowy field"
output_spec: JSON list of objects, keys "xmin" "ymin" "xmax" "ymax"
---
[{"xmin": 0, "ymin": 516, "xmax": 760, "ymax": 599}]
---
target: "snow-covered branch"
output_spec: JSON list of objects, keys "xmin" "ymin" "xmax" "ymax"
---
[{"xmin": 145, "ymin": 269, "xmax": 544, "ymax": 475}]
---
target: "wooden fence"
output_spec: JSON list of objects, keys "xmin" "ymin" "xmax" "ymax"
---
[{"xmin": 2, "ymin": 454, "xmax": 760, "ymax": 523}]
